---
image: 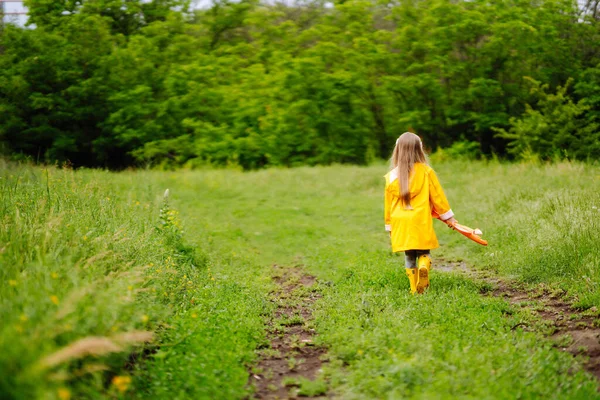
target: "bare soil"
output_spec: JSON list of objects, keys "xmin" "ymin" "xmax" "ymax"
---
[
  {"xmin": 249, "ymin": 265, "xmax": 329, "ymax": 399},
  {"xmin": 438, "ymin": 259, "xmax": 600, "ymax": 381}
]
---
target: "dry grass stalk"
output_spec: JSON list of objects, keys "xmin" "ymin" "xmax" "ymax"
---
[
  {"xmin": 55, "ymin": 287, "xmax": 93, "ymax": 320},
  {"xmin": 40, "ymin": 337, "xmax": 123, "ymax": 368},
  {"xmin": 73, "ymin": 363, "xmax": 109, "ymax": 377},
  {"xmin": 84, "ymin": 251, "xmax": 114, "ymax": 267},
  {"xmin": 112, "ymin": 330, "xmax": 154, "ymax": 345}
]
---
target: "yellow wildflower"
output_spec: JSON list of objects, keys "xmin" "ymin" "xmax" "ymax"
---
[
  {"xmin": 127, "ymin": 285, "xmax": 133, "ymax": 291},
  {"xmin": 191, "ymin": 313, "xmax": 198, "ymax": 319},
  {"xmin": 83, "ymin": 235, "xmax": 88, "ymax": 241},
  {"xmin": 141, "ymin": 315, "xmax": 149, "ymax": 323},
  {"xmin": 51, "ymin": 272, "xmax": 59, "ymax": 279},
  {"xmin": 19, "ymin": 314, "xmax": 28, "ymax": 322},
  {"xmin": 357, "ymin": 349, "xmax": 364, "ymax": 356},
  {"xmin": 57, "ymin": 388, "xmax": 71, "ymax": 400},
  {"xmin": 111, "ymin": 375, "xmax": 131, "ymax": 393},
  {"xmin": 9, "ymin": 280, "xmax": 17, "ymax": 286},
  {"xmin": 50, "ymin": 295, "xmax": 59, "ymax": 305}
]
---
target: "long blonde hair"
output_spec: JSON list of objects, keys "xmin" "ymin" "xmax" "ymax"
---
[{"xmin": 391, "ymin": 132, "xmax": 428, "ymax": 209}]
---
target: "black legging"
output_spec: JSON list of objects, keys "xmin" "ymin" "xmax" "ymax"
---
[{"xmin": 404, "ymin": 250, "xmax": 430, "ymax": 269}]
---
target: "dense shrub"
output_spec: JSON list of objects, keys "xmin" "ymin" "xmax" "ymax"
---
[
  {"xmin": 494, "ymin": 78, "xmax": 600, "ymax": 161},
  {"xmin": 1, "ymin": 0, "xmax": 599, "ymax": 168}
]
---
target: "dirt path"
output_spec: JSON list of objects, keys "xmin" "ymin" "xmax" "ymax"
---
[
  {"xmin": 438, "ymin": 260, "xmax": 600, "ymax": 381},
  {"xmin": 248, "ymin": 265, "xmax": 329, "ymax": 399}
]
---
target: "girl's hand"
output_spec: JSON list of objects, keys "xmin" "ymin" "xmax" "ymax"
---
[{"xmin": 445, "ymin": 217, "xmax": 457, "ymax": 226}]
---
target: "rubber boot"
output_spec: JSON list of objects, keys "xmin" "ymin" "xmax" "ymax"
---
[
  {"xmin": 405, "ymin": 268, "xmax": 418, "ymax": 295},
  {"xmin": 416, "ymin": 255, "xmax": 432, "ymax": 293}
]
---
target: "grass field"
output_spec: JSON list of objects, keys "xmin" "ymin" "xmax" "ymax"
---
[{"xmin": 1, "ymin": 159, "xmax": 600, "ymax": 399}]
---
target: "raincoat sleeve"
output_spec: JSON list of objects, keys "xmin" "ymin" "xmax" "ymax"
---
[
  {"xmin": 384, "ymin": 183, "xmax": 392, "ymax": 232},
  {"xmin": 429, "ymin": 170, "xmax": 454, "ymax": 221}
]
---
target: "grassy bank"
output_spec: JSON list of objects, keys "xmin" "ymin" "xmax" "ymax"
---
[
  {"xmin": 0, "ymin": 162, "xmax": 268, "ymax": 399},
  {"xmin": 2, "ymin": 159, "xmax": 599, "ymax": 398}
]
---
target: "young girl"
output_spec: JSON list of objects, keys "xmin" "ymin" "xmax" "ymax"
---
[{"xmin": 384, "ymin": 132, "xmax": 456, "ymax": 294}]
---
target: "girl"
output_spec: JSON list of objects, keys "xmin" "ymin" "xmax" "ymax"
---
[{"xmin": 384, "ymin": 132, "xmax": 456, "ymax": 294}]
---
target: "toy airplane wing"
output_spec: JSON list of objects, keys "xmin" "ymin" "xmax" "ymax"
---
[
  {"xmin": 446, "ymin": 220, "xmax": 488, "ymax": 246},
  {"xmin": 432, "ymin": 211, "xmax": 488, "ymax": 246}
]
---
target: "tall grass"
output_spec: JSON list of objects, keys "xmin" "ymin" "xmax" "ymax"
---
[
  {"xmin": 436, "ymin": 161, "xmax": 600, "ymax": 306},
  {"xmin": 0, "ymin": 161, "xmax": 267, "ymax": 399}
]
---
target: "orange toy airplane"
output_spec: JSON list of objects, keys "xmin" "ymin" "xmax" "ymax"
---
[{"xmin": 432, "ymin": 211, "xmax": 488, "ymax": 246}]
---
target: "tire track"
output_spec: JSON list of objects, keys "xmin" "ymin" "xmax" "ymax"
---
[
  {"xmin": 439, "ymin": 259, "xmax": 600, "ymax": 381},
  {"xmin": 249, "ymin": 265, "xmax": 329, "ymax": 399}
]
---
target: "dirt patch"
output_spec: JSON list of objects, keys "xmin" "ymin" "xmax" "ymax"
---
[
  {"xmin": 248, "ymin": 265, "xmax": 329, "ymax": 399},
  {"xmin": 438, "ymin": 259, "xmax": 600, "ymax": 381},
  {"xmin": 493, "ymin": 281, "xmax": 600, "ymax": 380},
  {"xmin": 436, "ymin": 260, "xmax": 469, "ymax": 273}
]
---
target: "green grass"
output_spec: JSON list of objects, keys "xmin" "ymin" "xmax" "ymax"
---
[
  {"xmin": 437, "ymin": 161, "xmax": 600, "ymax": 307},
  {"xmin": 2, "ymin": 159, "xmax": 599, "ymax": 398},
  {"xmin": 0, "ymin": 162, "xmax": 269, "ymax": 399}
]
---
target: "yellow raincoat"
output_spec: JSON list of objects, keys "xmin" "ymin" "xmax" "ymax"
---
[{"xmin": 384, "ymin": 163, "xmax": 453, "ymax": 252}]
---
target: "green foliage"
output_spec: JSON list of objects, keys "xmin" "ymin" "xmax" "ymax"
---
[
  {"xmin": 24, "ymin": 0, "xmax": 188, "ymax": 34},
  {"xmin": 430, "ymin": 140, "xmax": 482, "ymax": 162},
  {"xmin": 494, "ymin": 78, "xmax": 600, "ymax": 160},
  {"xmin": 0, "ymin": 15, "xmax": 115, "ymax": 165},
  {"xmin": 576, "ymin": 64, "xmax": 600, "ymax": 128},
  {"xmin": 2, "ymin": 0, "xmax": 600, "ymax": 168}
]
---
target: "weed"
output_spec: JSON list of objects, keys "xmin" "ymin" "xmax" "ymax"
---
[
  {"xmin": 282, "ymin": 377, "xmax": 300, "ymax": 387},
  {"xmin": 287, "ymin": 357, "xmax": 299, "ymax": 371},
  {"xmin": 297, "ymin": 377, "xmax": 328, "ymax": 396},
  {"xmin": 279, "ymin": 315, "xmax": 305, "ymax": 327},
  {"xmin": 260, "ymin": 348, "xmax": 282, "ymax": 359},
  {"xmin": 554, "ymin": 334, "xmax": 574, "ymax": 348}
]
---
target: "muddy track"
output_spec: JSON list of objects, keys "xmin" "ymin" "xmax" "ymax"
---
[
  {"xmin": 248, "ymin": 265, "xmax": 329, "ymax": 399},
  {"xmin": 439, "ymin": 260, "xmax": 600, "ymax": 381}
]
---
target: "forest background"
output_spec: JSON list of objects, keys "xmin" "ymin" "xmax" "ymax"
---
[{"xmin": 1, "ymin": 0, "xmax": 599, "ymax": 170}]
